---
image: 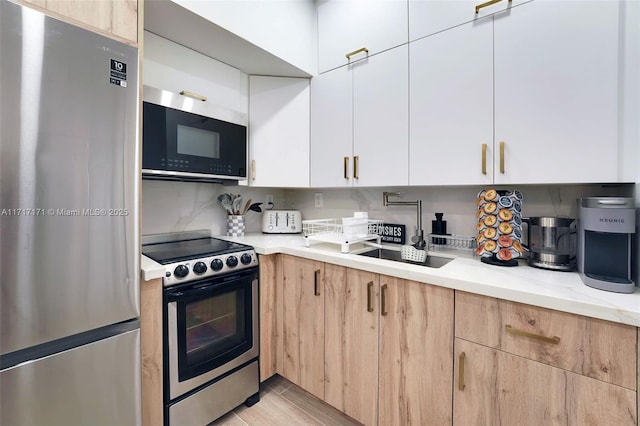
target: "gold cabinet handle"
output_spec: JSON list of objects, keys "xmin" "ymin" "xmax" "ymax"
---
[
  {"xmin": 458, "ymin": 352, "xmax": 466, "ymax": 391},
  {"xmin": 481, "ymin": 144, "xmax": 487, "ymax": 175},
  {"xmin": 251, "ymin": 159, "xmax": 256, "ymax": 181},
  {"xmin": 505, "ymin": 325, "xmax": 561, "ymax": 345},
  {"xmin": 343, "ymin": 156, "xmax": 349, "ymax": 180},
  {"xmin": 353, "ymin": 156, "xmax": 359, "ymax": 179},
  {"xmin": 367, "ymin": 281, "xmax": 374, "ymax": 312},
  {"xmin": 475, "ymin": 0, "xmax": 512, "ymax": 14},
  {"xmin": 346, "ymin": 47, "xmax": 369, "ymax": 60},
  {"xmin": 499, "ymin": 141, "xmax": 505, "ymax": 174},
  {"xmin": 179, "ymin": 90, "xmax": 207, "ymax": 102},
  {"xmin": 314, "ymin": 269, "xmax": 321, "ymax": 296},
  {"xmin": 380, "ymin": 284, "xmax": 388, "ymax": 316}
]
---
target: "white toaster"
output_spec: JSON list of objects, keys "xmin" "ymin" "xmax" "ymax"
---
[{"xmin": 262, "ymin": 210, "xmax": 302, "ymax": 234}]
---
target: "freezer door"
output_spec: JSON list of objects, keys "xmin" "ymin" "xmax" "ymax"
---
[
  {"xmin": 0, "ymin": 2, "xmax": 140, "ymax": 353},
  {"xmin": 0, "ymin": 329, "xmax": 141, "ymax": 426}
]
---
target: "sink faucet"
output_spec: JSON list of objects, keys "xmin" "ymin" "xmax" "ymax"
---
[{"xmin": 383, "ymin": 192, "xmax": 425, "ymax": 250}]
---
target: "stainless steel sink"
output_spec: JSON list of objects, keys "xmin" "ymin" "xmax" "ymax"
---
[{"xmin": 356, "ymin": 248, "xmax": 453, "ymax": 268}]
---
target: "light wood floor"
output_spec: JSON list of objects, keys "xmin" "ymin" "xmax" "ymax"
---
[{"xmin": 211, "ymin": 375, "xmax": 362, "ymax": 426}]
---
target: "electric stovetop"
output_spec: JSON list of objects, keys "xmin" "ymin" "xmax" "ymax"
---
[{"xmin": 141, "ymin": 231, "xmax": 252, "ymax": 265}]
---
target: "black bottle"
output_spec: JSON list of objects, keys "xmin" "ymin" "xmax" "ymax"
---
[{"xmin": 432, "ymin": 213, "xmax": 447, "ymax": 245}]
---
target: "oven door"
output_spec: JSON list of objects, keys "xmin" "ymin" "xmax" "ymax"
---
[{"xmin": 165, "ymin": 269, "xmax": 258, "ymax": 400}]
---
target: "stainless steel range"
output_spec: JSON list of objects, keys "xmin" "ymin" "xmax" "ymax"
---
[{"xmin": 142, "ymin": 231, "xmax": 260, "ymax": 425}]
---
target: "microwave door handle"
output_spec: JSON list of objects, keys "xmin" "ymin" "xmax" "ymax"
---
[
  {"xmin": 275, "ymin": 213, "xmax": 279, "ymax": 227},
  {"xmin": 286, "ymin": 213, "xmax": 289, "ymax": 227}
]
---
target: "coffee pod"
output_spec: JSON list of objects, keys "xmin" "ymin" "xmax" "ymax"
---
[
  {"xmin": 512, "ymin": 190, "xmax": 523, "ymax": 200},
  {"xmin": 512, "ymin": 215, "xmax": 522, "ymax": 226},
  {"xmin": 498, "ymin": 196, "xmax": 513, "ymax": 208},
  {"xmin": 512, "ymin": 201, "xmax": 522, "ymax": 213},
  {"xmin": 498, "ymin": 209, "xmax": 513, "ymax": 222},
  {"xmin": 498, "ymin": 235, "xmax": 513, "ymax": 248},
  {"xmin": 498, "ymin": 221, "xmax": 513, "ymax": 235},
  {"xmin": 483, "ymin": 214, "xmax": 498, "ymax": 227},
  {"xmin": 484, "ymin": 239, "xmax": 498, "ymax": 253},
  {"xmin": 497, "ymin": 248, "xmax": 513, "ymax": 261},
  {"xmin": 483, "ymin": 201, "xmax": 497, "ymax": 214},
  {"xmin": 512, "ymin": 240, "xmax": 525, "ymax": 254},
  {"xmin": 512, "ymin": 227, "xmax": 523, "ymax": 240},
  {"xmin": 476, "ymin": 221, "xmax": 486, "ymax": 232},
  {"xmin": 483, "ymin": 227, "xmax": 497, "ymax": 240},
  {"xmin": 483, "ymin": 189, "xmax": 498, "ymax": 202}
]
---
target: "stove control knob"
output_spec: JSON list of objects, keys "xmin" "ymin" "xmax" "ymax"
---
[
  {"xmin": 240, "ymin": 253, "xmax": 253, "ymax": 265},
  {"xmin": 174, "ymin": 264, "xmax": 189, "ymax": 278},
  {"xmin": 210, "ymin": 258, "xmax": 224, "ymax": 271},
  {"xmin": 193, "ymin": 261, "xmax": 207, "ymax": 275},
  {"xmin": 226, "ymin": 256, "xmax": 238, "ymax": 268}
]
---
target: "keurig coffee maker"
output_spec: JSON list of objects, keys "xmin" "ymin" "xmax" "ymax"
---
[{"xmin": 577, "ymin": 197, "xmax": 636, "ymax": 293}]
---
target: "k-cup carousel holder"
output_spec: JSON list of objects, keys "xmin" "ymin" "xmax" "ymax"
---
[{"xmin": 475, "ymin": 189, "xmax": 527, "ymax": 267}]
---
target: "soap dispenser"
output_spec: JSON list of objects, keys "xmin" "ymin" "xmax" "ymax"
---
[{"xmin": 431, "ymin": 213, "xmax": 447, "ymax": 245}]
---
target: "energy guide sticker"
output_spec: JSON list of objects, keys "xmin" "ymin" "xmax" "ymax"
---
[{"xmin": 109, "ymin": 59, "xmax": 128, "ymax": 87}]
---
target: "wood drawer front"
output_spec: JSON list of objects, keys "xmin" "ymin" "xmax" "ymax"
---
[
  {"xmin": 454, "ymin": 339, "xmax": 637, "ymax": 426},
  {"xmin": 455, "ymin": 291, "xmax": 637, "ymax": 390}
]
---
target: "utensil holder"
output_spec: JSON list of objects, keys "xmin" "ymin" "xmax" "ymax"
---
[{"xmin": 227, "ymin": 215, "xmax": 245, "ymax": 237}]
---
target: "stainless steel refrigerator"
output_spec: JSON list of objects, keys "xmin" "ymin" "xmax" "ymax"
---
[{"xmin": 0, "ymin": 1, "xmax": 140, "ymax": 424}]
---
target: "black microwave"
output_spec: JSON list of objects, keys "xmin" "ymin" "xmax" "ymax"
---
[{"xmin": 142, "ymin": 85, "xmax": 248, "ymax": 183}]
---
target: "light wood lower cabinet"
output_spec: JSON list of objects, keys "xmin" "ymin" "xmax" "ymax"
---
[
  {"xmin": 456, "ymin": 291, "xmax": 637, "ymax": 390},
  {"xmin": 259, "ymin": 254, "xmax": 282, "ymax": 382},
  {"xmin": 281, "ymin": 255, "xmax": 325, "ymax": 400},
  {"xmin": 378, "ymin": 275, "xmax": 454, "ymax": 426},
  {"xmin": 325, "ymin": 265, "xmax": 379, "ymax": 426},
  {"xmin": 269, "ymin": 256, "xmax": 639, "ymax": 426},
  {"xmin": 324, "ymin": 265, "xmax": 454, "ymax": 426},
  {"xmin": 454, "ymin": 338, "xmax": 637, "ymax": 426}
]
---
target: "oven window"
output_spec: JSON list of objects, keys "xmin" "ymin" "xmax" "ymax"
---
[{"xmin": 176, "ymin": 279, "xmax": 253, "ymax": 381}]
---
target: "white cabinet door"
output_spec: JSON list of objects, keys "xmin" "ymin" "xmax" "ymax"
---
[
  {"xmin": 317, "ymin": 0, "xmax": 408, "ymax": 73},
  {"xmin": 249, "ymin": 76, "xmax": 310, "ymax": 187},
  {"xmin": 408, "ymin": 0, "xmax": 530, "ymax": 42},
  {"xmin": 494, "ymin": 0, "xmax": 620, "ymax": 184},
  {"xmin": 409, "ymin": 18, "xmax": 493, "ymax": 185},
  {"xmin": 310, "ymin": 66, "xmax": 353, "ymax": 187},
  {"xmin": 353, "ymin": 45, "xmax": 409, "ymax": 187}
]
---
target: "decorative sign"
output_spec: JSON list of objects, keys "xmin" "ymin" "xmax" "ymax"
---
[{"xmin": 378, "ymin": 223, "xmax": 406, "ymax": 244}]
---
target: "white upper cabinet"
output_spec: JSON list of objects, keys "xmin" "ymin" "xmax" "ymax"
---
[
  {"xmin": 409, "ymin": 17, "xmax": 493, "ymax": 186},
  {"xmin": 410, "ymin": 0, "xmax": 622, "ymax": 185},
  {"xmin": 311, "ymin": 46, "xmax": 409, "ymax": 187},
  {"xmin": 310, "ymin": 66, "xmax": 353, "ymax": 187},
  {"xmin": 249, "ymin": 76, "xmax": 310, "ymax": 188},
  {"xmin": 409, "ymin": 0, "xmax": 530, "ymax": 42},
  {"xmin": 493, "ymin": 0, "xmax": 620, "ymax": 184},
  {"xmin": 317, "ymin": 0, "xmax": 408, "ymax": 73},
  {"xmin": 353, "ymin": 46, "xmax": 408, "ymax": 187}
]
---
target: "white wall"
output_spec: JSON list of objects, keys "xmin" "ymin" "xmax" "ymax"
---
[{"xmin": 171, "ymin": 0, "xmax": 318, "ymax": 75}]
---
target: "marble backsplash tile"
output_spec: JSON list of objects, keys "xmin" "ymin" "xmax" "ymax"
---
[
  {"xmin": 141, "ymin": 180, "xmax": 285, "ymax": 236},
  {"xmin": 283, "ymin": 184, "xmax": 635, "ymax": 240}
]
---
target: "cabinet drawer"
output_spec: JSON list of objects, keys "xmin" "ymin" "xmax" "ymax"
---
[{"xmin": 455, "ymin": 291, "xmax": 637, "ymax": 390}]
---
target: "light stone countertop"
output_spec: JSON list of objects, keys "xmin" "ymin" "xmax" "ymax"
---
[{"xmin": 141, "ymin": 232, "xmax": 640, "ymax": 327}]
